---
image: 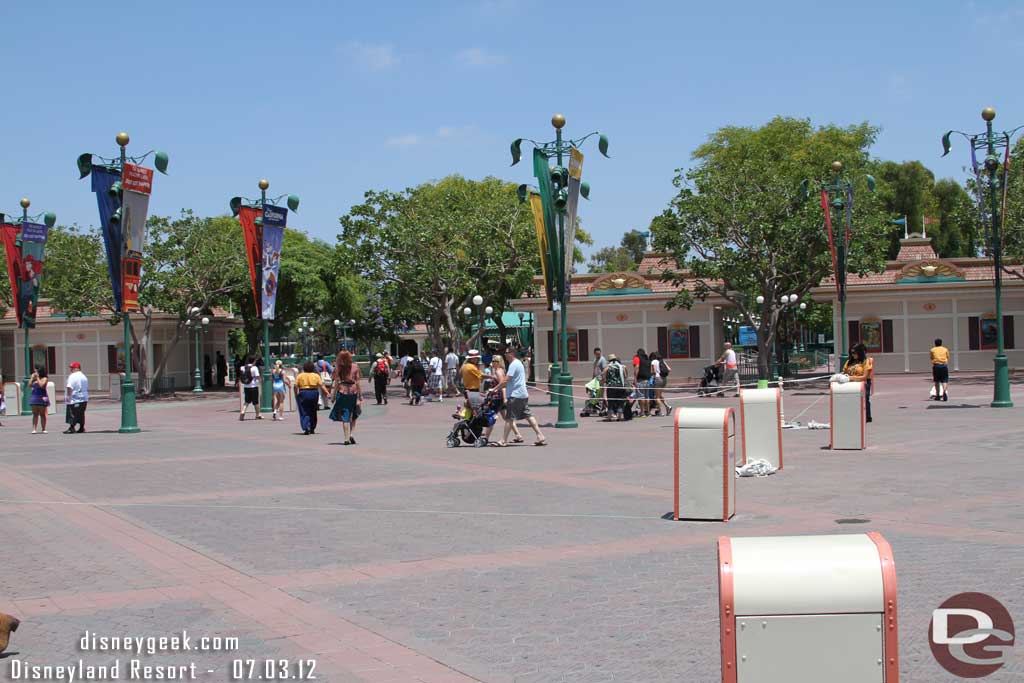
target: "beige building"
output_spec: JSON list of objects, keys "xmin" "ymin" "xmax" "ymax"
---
[
  {"xmin": 512, "ymin": 257, "xmax": 728, "ymax": 380},
  {"xmin": 1, "ymin": 301, "xmax": 241, "ymax": 394},
  {"xmin": 815, "ymin": 236, "xmax": 1022, "ymax": 373}
]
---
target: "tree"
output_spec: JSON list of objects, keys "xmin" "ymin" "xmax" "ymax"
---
[
  {"xmin": 931, "ymin": 179, "xmax": 979, "ymax": 258},
  {"xmin": 587, "ymin": 229, "xmax": 648, "ymax": 272},
  {"xmin": 40, "ymin": 226, "xmax": 116, "ymax": 318},
  {"xmin": 338, "ymin": 175, "xmax": 559, "ymax": 352},
  {"xmin": 1000, "ymin": 137, "xmax": 1024, "ymax": 279},
  {"xmin": 651, "ymin": 116, "xmax": 890, "ymax": 378}
]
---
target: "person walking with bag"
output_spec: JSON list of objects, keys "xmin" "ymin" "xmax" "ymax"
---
[
  {"xmin": 649, "ymin": 352, "xmax": 671, "ymax": 416},
  {"xmin": 294, "ymin": 361, "xmax": 329, "ymax": 435},
  {"xmin": 271, "ymin": 360, "xmax": 290, "ymax": 421},
  {"xmin": 370, "ymin": 353, "xmax": 389, "ymax": 405},
  {"xmin": 238, "ymin": 356, "xmax": 261, "ymax": 420},
  {"xmin": 602, "ymin": 354, "xmax": 629, "ymax": 421},
  {"xmin": 28, "ymin": 366, "xmax": 49, "ymax": 434}
]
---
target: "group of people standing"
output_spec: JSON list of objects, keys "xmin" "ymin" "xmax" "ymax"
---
[
  {"xmin": 5, "ymin": 361, "xmax": 90, "ymax": 434},
  {"xmin": 592, "ymin": 347, "xmax": 672, "ymax": 420}
]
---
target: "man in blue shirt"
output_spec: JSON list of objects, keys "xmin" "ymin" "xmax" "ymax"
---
[{"xmin": 493, "ymin": 346, "xmax": 546, "ymax": 446}]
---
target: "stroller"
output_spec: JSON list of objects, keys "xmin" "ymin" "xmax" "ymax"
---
[
  {"xmin": 698, "ymin": 364, "xmax": 723, "ymax": 397},
  {"xmin": 579, "ymin": 377, "xmax": 607, "ymax": 417},
  {"xmin": 447, "ymin": 393, "xmax": 501, "ymax": 448}
]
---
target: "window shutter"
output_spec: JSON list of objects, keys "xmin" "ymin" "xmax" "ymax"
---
[
  {"xmin": 657, "ymin": 326, "xmax": 669, "ymax": 358},
  {"xmin": 968, "ymin": 317, "xmax": 980, "ymax": 350},
  {"xmin": 882, "ymin": 319, "xmax": 894, "ymax": 354},
  {"xmin": 848, "ymin": 320, "xmax": 860, "ymax": 347},
  {"xmin": 47, "ymin": 347, "xmax": 57, "ymax": 374},
  {"xmin": 1004, "ymin": 316, "xmax": 1015, "ymax": 350},
  {"xmin": 578, "ymin": 329, "xmax": 589, "ymax": 361},
  {"xmin": 689, "ymin": 325, "xmax": 700, "ymax": 358},
  {"xmin": 546, "ymin": 331, "xmax": 554, "ymax": 363},
  {"xmin": 107, "ymin": 345, "xmax": 118, "ymax": 372}
]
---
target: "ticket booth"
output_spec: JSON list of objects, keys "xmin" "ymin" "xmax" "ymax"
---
[
  {"xmin": 718, "ymin": 533, "xmax": 898, "ymax": 682},
  {"xmin": 830, "ymin": 382, "xmax": 865, "ymax": 450},
  {"xmin": 738, "ymin": 387, "xmax": 783, "ymax": 469},
  {"xmin": 673, "ymin": 407, "xmax": 736, "ymax": 522}
]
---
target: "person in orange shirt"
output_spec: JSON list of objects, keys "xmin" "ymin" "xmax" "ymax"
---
[
  {"xmin": 930, "ymin": 338, "xmax": 951, "ymax": 402},
  {"xmin": 842, "ymin": 343, "xmax": 874, "ymax": 423}
]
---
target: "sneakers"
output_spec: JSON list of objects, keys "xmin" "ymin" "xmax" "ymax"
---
[{"xmin": 942, "ymin": 392, "xmax": 948, "ymax": 402}]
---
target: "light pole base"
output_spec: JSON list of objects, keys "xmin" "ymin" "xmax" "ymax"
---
[
  {"xmin": 20, "ymin": 378, "xmax": 32, "ymax": 415},
  {"xmin": 555, "ymin": 371, "xmax": 577, "ymax": 428},
  {"xmin": 119, "ymin": 379, "xmax": 140, "ymax": 433},
  {"xmin": 991, "ymin": 353, "xmax": 1014, "ymax": 408}
]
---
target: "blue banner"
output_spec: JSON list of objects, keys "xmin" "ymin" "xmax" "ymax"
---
[
  {"xmin": 738, "ymin": 326, "xmax": 757, "ymax": 346},
  {"xmin": 18, "ymin": 223, "xmax": 48, "ymax": 329},
  {"xmin": 91, "ymin": 167, "xmax": 123, "ymax": 310},
  {"xmin": 261, "ymin": 204, "xmax": 286, "ymax": 320}
]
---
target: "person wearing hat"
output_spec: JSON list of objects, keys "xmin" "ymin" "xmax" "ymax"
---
[
  {"xmin": 64, "ymin": 361, "xmax": 89, "ymax": 434},
  {"xmin": 370, "ymin": 353, "xmax": 390, "ymax": 405},
  {"xmin": 602, "ymin": 353, "xmax": 629, "ymax": 421},
  {"xmin": 458, "ymin": 350, "xmax": 485, "ymax": 417}
]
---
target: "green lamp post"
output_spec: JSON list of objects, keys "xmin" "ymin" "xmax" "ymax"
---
[
  {"xmin": 4, "ymin": 198, "xmax": 57, "ymax": 415},
  {"xmin": 76, "ymin": 131, "xmax": 169, "ymax": 433},
  {"xmin": 942, "ymin": 107, "xmax": 1022, "ymax": 408},
  {"xmin": 229, "ymin": 180, "xmax": 300, "ymax": 412},
  {"xmin": 801, "ymin": 161, "xmax": 876, "ymax": 371},
  {"xmin": 187, "ymin": 310, "xmax": 209, "ymax": 393},
  {"xmin": 510, "ymin": 114, "xmax": 609, "ymax": 428}
]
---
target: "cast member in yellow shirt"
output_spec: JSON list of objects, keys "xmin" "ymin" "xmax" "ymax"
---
[
  {"xmin": 842, "ymin": 343, "xmax": 874, "ymax": 423},
  {"xmin": 930, "ymin": 338, "xmax": 950, "ymax": 402}
]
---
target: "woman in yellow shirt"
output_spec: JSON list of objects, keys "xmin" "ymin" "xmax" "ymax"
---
[
  {"xmin": 842, "ymin": 343, "xmax": 874, "ymax": 423},
  {"xmin": 294, "ymin": 361, "xmax": 330, "ymax": 435}
]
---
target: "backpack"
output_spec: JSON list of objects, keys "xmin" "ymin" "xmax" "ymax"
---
[
  {"xmin": 240, "ymin": 365, "xmax": 254, "ymax": 384},
  {"xmin": 660, "ymin": 360, "xmax": 671, "ymax": 377},
  {"xmin": 636, "ymin": 356, "xmax": 652, "ymax": 380},
  {"xmin": 375, "ymin": 360, "xmax": 388, "ymax": 376},
  {"xmin": 606, "ymin": 363, "xmax": 625, "ymax": 388}
]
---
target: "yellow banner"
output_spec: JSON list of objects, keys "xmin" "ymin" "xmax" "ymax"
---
[
  {"xmin": 529, "ymin": 192, "xmax": 550, "ymax": 304},
  {"xmin": 569, "ymin": 146, "xmax": 584, "ymax": 180}
]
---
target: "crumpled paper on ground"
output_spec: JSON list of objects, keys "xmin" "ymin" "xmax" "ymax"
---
[{"xmin": 735, "ymin": 459, "xmax": 777, "ymax": 477}]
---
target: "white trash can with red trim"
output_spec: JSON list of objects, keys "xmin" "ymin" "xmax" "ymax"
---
[
  {"xmin": 717, "ymin": 533, "xmax": 898, "ymax": 683},
  {"xmin": 673, "ymin": 407, "xmax": 735, "ymax": 522},
  {"xmin": 739, "ymin": 387, "xmax": 783, "ymax": 469},
  {"xmin": 830, "ymin": 381, "xmax": 865, "ymax": 450}
]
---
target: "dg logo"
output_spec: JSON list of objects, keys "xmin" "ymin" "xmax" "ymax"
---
[{"xmin": 930, "ymin": 592, "xmax": 1016, "ymax": 678}]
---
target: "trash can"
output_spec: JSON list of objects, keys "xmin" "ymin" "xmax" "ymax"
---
[
  {"xmin": 718, "ymin": 532, "xmax": 898, "ymax": 683},
  {"xmin": 673, "ymin": 407, "xmax": 736, "ymax": 521},
  {"xmin": 830, "ymin": 381, "xmax": 865, "ymax": 450},
  {"xmin": 739, "ymin": 387, "xmax": 783, "ymax": 469}
]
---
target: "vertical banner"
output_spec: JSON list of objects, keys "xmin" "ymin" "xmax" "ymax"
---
[
  {"xmin": 533, "ymin": 148, "xmax": 562, "ymax": 301},
  {"xmin": 564, "ymin": 147, "xmax": 584, "ymax": 303},
  {"xmin": 91, "ymin": 167, "xmax": 124, "ymax": 310},
  {"xmin": 18, "ymin": 223, "xmax": 49, "ymax": 329},
  {"xmin": 821, "ymin": 191, "xmax": 839, "ymax": 296},
  {"xmin": 237, "ymin": 206, "xmax": 262, "ymax": 316},
  {"xmin": 120, "ymin": 163, "xmax": 153, "ymax": 312},
  {"xmin": 528, "ymin": 192, "xmax": 553, "ymax": 308},
  {"xmin": 261, "ymin": 204, "xmax": 287, "ymax": 320},
  {"xmin": 2, "ymin": 222, "xmax": 23, "ymax": 325}
]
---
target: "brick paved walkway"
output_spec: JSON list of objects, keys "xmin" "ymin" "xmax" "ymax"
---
[{"xmin": 1, "ymin": 374, "xmax": 1022, "ymax": 681}]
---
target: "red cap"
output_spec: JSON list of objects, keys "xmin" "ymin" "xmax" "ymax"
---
[{"xmin": 69, "ymin": 362, "xmax": 81, "ymax": 369}]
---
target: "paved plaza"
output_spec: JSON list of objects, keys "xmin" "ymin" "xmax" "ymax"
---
[{"xmin": 1, "ymin": 375, "xmax": 1022, "ymax": 682}]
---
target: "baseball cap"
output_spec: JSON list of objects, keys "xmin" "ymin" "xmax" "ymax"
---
[{"xmin": 69, "ymin": 361, "xmax": 81, "ymax": 369}]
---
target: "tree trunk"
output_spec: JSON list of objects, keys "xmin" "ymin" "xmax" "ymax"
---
[{"xmin": 148, "ymin": 322, "xmax": 186, "ymax": 395}]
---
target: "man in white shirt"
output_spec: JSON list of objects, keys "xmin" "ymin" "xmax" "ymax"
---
[
  {"xmin": 715, "ymin": 342, "xmax": 739, "ymax": 397},
  {"xmin": 64, "ymin": 361, "xmax": 89, "ymax": 434},
  {"xmin": 444, "ymin": 347, "xmax": 460, "ymax": 396},
  {"xmin": 239, "ymin": 355, "xmax": 262, "ymax": 420},
  {"xmin": 399, "ymin": 353, "xmax": 413, "ymax": 398},
  {"xmin": 428, "ymin": 351, "xmax": 444, "ymax": 402},
  {"xmin": 494, "ymin": 346, "xmax": 546, "ymax": 446}
]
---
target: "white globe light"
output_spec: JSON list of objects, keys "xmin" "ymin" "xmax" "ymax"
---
[
  {"xmin": 485, "ymin": 306, "xmax": 494, "ymax": 315},
  {"xmin": 463, "ymin": 307, "xmax": 472, "ymax": 316},
  {"xmin": 334, "ymin": 319, "xmax": 341, "ymax": 326},
  {"xmin": 472, "ymin": 295, "xmax": 483, "ymax": 306},
  {"xmin": 790, "ymin": 293, "xmax": 799, "ymax": 303},
  {"xmin": 348, "ymin": 319, "xmax": 355, "ymax": 326},
  {"xmin": 201, "ymin": 316, "xmax": 210, "ymax": 326},
  {"xmin": 756, "ymin": 295, "xmax": 765, "ymax": 305},
  {"xmin": 190, "ymin": 306, "xmax": 201, "ymax": 316},
  {"xmin": 309, "ymin": 326, "xmax": 315, "ymax": 333},
  {"xmin": 780, "ymin": 295, "xmax": 790, "ymax": 305},
  {"xmin": 799, "ymin": 302, "xmax": 807, "ymax": 310}
]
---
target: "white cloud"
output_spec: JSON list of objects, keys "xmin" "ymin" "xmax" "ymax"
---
[
  {"xmin": 436, "ymin": 125, "xmax": 477, "ymax": 139},
  {"xmin": 455, "ymin": 47, "xmax": 507, "ymax": 67},
  {"xmin": 385, "ymin": 134, "xmax": 420, "ymax": 147},
  {"xmin": 343, "ymin": 41, "xmax": 399, "ymax": 71}
]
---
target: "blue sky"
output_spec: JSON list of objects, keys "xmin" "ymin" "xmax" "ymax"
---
[{"xmin": 1, "ymin": 0, "xmax": 1022, "ymax": 257}]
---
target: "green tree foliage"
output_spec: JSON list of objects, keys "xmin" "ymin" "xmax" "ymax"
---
[
  {"xmin": 651, "ymin": 117, "xmax": 890, "ymax": 378},
  {"xmin": 1000, "ymin": 137, "xmax": 1024, "ymax": 280},
  {"xmin": 587, "ymin": 229, "xmax": 649, "ymax": 272},
  {"xmin": 930, "ymin": 179, "xmax": 979, "ymax": 258},
  {"xmin": 40, "ymin": 226, "xmax": 115, "ymax": 318},
  {"xmin": 338, "ymin": 175, "xmax": 558, "ymax": 351}
]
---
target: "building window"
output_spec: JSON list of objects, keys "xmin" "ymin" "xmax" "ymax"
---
[
  {"xmin": 848, "ymin": 319, "xmax": 894, "ymax": 353},
  {"xmin": 546, "ymin": 329, "xmax": 589, "ymax": 362},
  {"xmin": 657, "ymin": 325, "xmax": 701, "ymax": 359},
  {"xmin": 969, "ymin": 315, "xmax": 1015, "ymax": 351},
  {"xmin": 31, "ymin": 346, "xmax": 56, "ymax": 374}
]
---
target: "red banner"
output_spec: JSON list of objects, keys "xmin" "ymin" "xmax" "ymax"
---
[
  {"xmin": 121, "ymin": 163, "xmax": 153, "ymax": 195},
  {"xmin": 821, "ymin": 191, "xmax": 839, "ymax": 296},
  {"xmin": 2, "ymin": 223, "xmax": 22, "ymax": 325},
  {"xmin": 238, "ymin": 206, "xmax": 262, "ymax": 316}
]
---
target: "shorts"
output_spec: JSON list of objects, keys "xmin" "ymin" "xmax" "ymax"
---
[
  {"xmin": 506, "ymin": 397, "xmax": 532, "ymax": 420},
  {"xmin": 466, "ymin": 391, "xmax": 484, "ymax": 411},
  {"xmin": 244, "ymin": 387, "xmax": 260, "ymax": 405},
  {"xmin": 653, "ymin": 376, "xmax": 666, "ymax": 389},
  {"xmin": 429, "ymin": 374, "xmax": 442, "ymax": 390},
  {"xmin": 932, "ymin": 364, "xmax": 949, "ymax": 383}
]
